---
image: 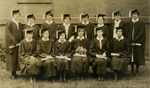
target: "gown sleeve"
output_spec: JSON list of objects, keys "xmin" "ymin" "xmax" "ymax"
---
[
  {"xmin": 18, "ymin": 41, "xmax": 30, "ymax": 64},
  {"xmin": 5, "ymin": 22, "xmax": 17, "ymax": 54},
  {"xmin": 35, "ymin": 41, "xmax": 48, "ymax": 58}
]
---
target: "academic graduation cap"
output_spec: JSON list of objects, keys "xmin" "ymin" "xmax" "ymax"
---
[
  {"xmin": 112, "ymin": 11, "xmax": 120, "ymax": 19},
  {"xmin": 77, "ymin": 25, "xmax": 85, "ymax": 30},
  {"xmin": 42, "ymin": 10, "xmax": 53, "ymax": 19},
  {"xmin": 116, "ymin": 27, "xmax": 124, "ymax": 31},
  {"xmin": 129, "ymin": 9, "xmax": 139, "ymax": 17},
  {"xmin": 56, "ymin": 30, "xmax": 66, "ymax": 39},
  {"xmin": 94, "ymin": 27, "xmax": 103, "ymax": 35},
  {"xmin": 61, "ymin": 14, "xmax": 71, "ymax": 20},
  {"xmin": 11, "ymin": 9, "xmax": 20, "ymax": 17},
  {"xmin": 77, "ymin": 25, "xmax": 87, "ymax": 38},
  {"xmin": 79, "ymin": 12, "xmax": 89, "ymax": 21},
  {"xmin": 96, "ymin": 14, "xmax": 106, "ymax": 21},
  {"xmin": 39, "ymin": 28, "xmax": 49, "ymax": 37},
  {"xmin": 12, "ymin": 9, "xmax": 20, "ymax": 14},
  {"xmin": 23, "ymin": 28, "xmax": 33, "ymax": 37},
  {"xmin": 27, "ymin": 14, "xmax": 35, "ymax": 20}
]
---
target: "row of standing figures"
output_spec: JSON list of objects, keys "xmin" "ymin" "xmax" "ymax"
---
[{"xmin": 5, "ymin": 9, "xmax": 146, "ymax": 83}]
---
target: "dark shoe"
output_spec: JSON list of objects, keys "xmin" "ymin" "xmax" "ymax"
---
[{"xmin": 14, "ymin": 74, "xmax": 18, "ymax": 78}]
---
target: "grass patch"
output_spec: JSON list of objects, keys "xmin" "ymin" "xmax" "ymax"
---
[{"xmin": 0, "ymin": 60, "xmax": 150, "ymax": 88}]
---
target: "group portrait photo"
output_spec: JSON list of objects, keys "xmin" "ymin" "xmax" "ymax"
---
[{"xmin": 0, "ymin": 0, "xmax": 149, "ymax": 88}]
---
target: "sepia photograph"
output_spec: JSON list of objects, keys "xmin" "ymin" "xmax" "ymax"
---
[{"xmin": 0, "ymin": 0, "xmax": 149, "ymax": 88}]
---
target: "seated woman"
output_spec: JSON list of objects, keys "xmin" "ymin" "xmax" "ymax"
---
[
  {"xmin": 90, "ymin": 27, "xmax": 110, "ymax": 81},
  {"xmin": 70, "ymin": 25, "xmax": 90, "ymax": 80},
  {"xmin": 54, "ymin": 30, "xmax": 71, "ymax": 82},
  {"xmin": 35, "ymin": 28, "xmax": 57, "ymax": 81},
  {"xmin": 19, "ymin": 28, "xmax": 42, "ymax": 83},
  {"xmin": 110, "ymin": 27, "xmax": 130, "ymax": 82}
]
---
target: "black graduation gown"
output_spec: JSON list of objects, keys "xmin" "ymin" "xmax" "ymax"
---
[
  {"xmin": 5, "ymin": 21, "xmax": 23, "ymax": 71},
  {"xmin": 126, "ymin": 20, "xmax": 146, "ymax": 65},
  {"xmin": 109, "ymin": 21, "xmax": 126, "ymax": 40},
  {"xmin": 41, "ymin": 22, "xmax": 58, "ymax": 40},
  {"xmin": 79, "ymin": 22, "xmax": 95, "ymax": 40},
  {"xmin": 18, "ymin": 39, "xmax": 42, "ymax": 75},
  {"xmin": 70, "ymin": 38, "xmax": 90, "ymax": 73},
  {"xmin": 23, "ymin": 24, "xmax": 40, "ymax": 40},
  {"xmin": 36, "ymin": 39, "xmax": 56, "ymax": 78},
  {"xmin": 90, "ymin": 38, "xmax": 110, "ymax": 74},
  {"xmin": 110, "ymin": 38, "xmax": 131, "ymax": 73},
  {"xmin": 54, "ymin": 40, "xmax": 71, "ymax": 71},
  {"xmin": 95, "ymin": 25, "xmax": 110, "ymax": 40},
  {"xmin": 58, "ymin": 25, "xmax": 75, "ymax": 40}
]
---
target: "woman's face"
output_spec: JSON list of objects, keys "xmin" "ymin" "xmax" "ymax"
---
[
  {"xmin": 82, "ymin": 17, "xmax": 89, "ymax": 22},
  {"xmin": 97, "ymin": 30, "xmax": 103, "ymax": 37},
  {"xmin": 114, "ymin": 15, "xmax": 120, "ymax": 21},
  {"xmin": 64, "ymin": 17, "xmax": 70, "ymax": 23},
  {"xmin": 27, "ymin": 18, "xmax": 35, "ymax": 24},
  {"xmin": 78, "ymin": 29, "xmax": 84, "ymax": 37},
  {"xmin": 132, "ymin": 13, "xmax": 138, "ymax": 19},
  {"xmin": 116, "ymin": 29, "xmax": 122, "ymax": 37},
  {"xmin": 97, "ymin": 17, "xmax": 104, "ymax": 24},
  {"xmin": 46, "ymin": 15, "xmax": 53, "ymax": 21},
  {"xmin": 13, "ymin": 13, "xmax": 20, "ymax": 20},
  {"xmin": 59, "ymin": 33, "xmax": 65, "ymax": 40},
  {"xmin": 43, "ymin": 31, "xmax": 49, "ymax": 39},
  {"xmin": 26, "ymin": 33, "xmax": 33, "ymax": 39}
]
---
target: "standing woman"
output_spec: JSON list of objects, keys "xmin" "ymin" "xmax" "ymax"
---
[
  {"xmin": 23, "ymin": 14, "xmax": 40, "ymax": 40},
  {"xmin": 36, "ymin": 28, "xmax": 57, "ymax": 80},
  {"xmin": 70, "ymin": 25, "xmax": 90, "ymax": 80},
  {"xmin": 58, "ymin": 14, "xmax": 75, "ymax": 42},
  {"xmin": 90, "ymin": 27, "xmax": 110, "ymax": 81},
  {"xmin": 110, "ymin": 11, "xmax": 126, "ymax": 40},
  {"xmin": 110, "ymin": 27, "xmax": 130, "ymax": 82},
  {"xmin": 79, "ymin": 13, "xmax": 95, "ymax": 41},
  {"xmin": 41, "ymin": 10, "xmax": 57, "ymax": 40},
  {"xmin": 95, "ymin": 14, "xmax": 110, "ymax": 40},
  {"xmin": 126, "ymin": 9, "xmax": 146, "ymax": 76},
  {"xmin": 18, "ymin": 28, "xmax": 42, "ymax": 83},
  {"xmin": 5, "ymin": 9, "xmax": 23, "ymax": 79},
  {"xmin": 54, "ymin": 30, "xmax": 71, "ymax": 82}
]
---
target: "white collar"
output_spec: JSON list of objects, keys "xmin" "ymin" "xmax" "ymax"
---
[
  {"xmin": 96, "ymin": 36, "xmax": 103, "ymax": 41},
  {"xmin": 46, "ymin": 20, "xmax": 53, "ymax": 25},
  {"xmin": 77, "ymin": 36, "xmax": 85, "ymax": 40},
  {"xmin": 115, "ymin": 36, "xmax": 124, "ymax": 41},
  {"xmin": 12, "ymin": 18, "xmax": 19, "ymax": 24},
  {"xmin": 63, "ymin": 23, "xmax": 70, "ymax": 26},
  {"xmin": 27, "ymin": 23, "xmax": 35, "ymax": 27},
  {"xmin": 82, "ymin": 21, "xmax": 89, "ymax": 25},
  {"xmin": 132, "ymin": 18, "xmax": 139, "ymax": 23},
  {"xmin": 58, "ymin": 39, "xmax": 66, "ymax": 43},
  {"xmin": 97, "ymin": 23, "xmax": 104, "ymax": 27},
  {"xmin": 25, "ymin": 37, "xmax": 33, "ymax": 42},
  {"xmin": 42, "ymin": 37, "xmax": 49, "ymax": 41},
  {"xmin": 114, "ymin": 19, "xmax": 121, "ymax": 23}
]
